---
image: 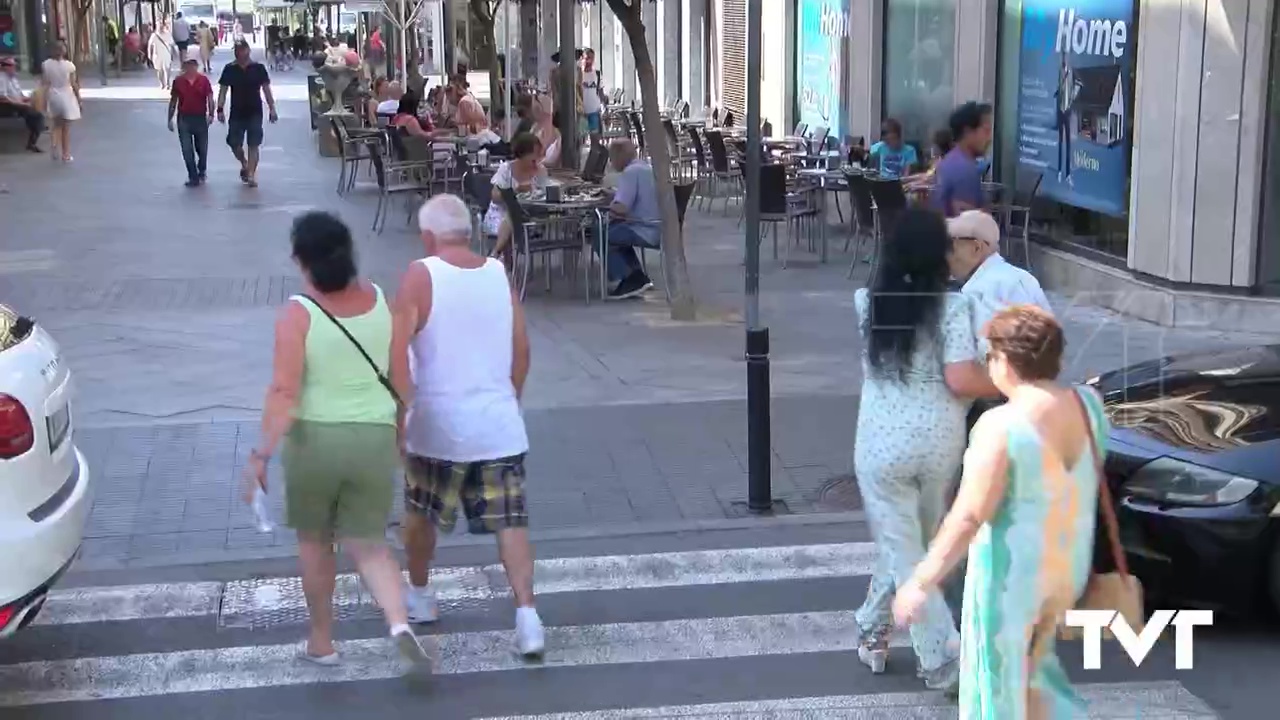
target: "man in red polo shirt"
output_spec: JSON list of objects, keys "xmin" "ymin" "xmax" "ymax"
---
[{"xmin": 167, "ymin": 58, "xmax": 214, "ymax": 187}]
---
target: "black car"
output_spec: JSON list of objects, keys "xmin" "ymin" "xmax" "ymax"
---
[{"xmin": 1092, "ymin": 345, "xmax": 1280, "ymax": 616}]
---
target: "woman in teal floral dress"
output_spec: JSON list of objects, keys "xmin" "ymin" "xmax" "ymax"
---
[{"xmin": 893, "ymin": 305, "xmax": 1108, "ymax": 718}]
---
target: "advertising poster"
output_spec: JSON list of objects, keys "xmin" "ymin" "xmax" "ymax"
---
[
  {"xmin": 1018, "ymin": 0, "xmax": 1134, "ymax": 216},
  {"xmin": 795, "ymin": 0, "xmax": 849, "ymax": 139}
]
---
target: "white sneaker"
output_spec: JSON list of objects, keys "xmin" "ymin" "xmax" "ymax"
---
[
  {"xmin": 515, "ymin": 606, "xmax": 545, "ymax": 657},
  {"xmin": 405, "ymin": 584, "xmax": 439, "ymax": 624},
  {"xmin": 390, "ymin": 624, "xmax": 434, "ymax": 673}
]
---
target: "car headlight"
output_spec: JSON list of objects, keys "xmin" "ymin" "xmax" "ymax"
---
[{"xmin": 1125, "ymin": 457, "xmax": 1259, "ymax": 507}]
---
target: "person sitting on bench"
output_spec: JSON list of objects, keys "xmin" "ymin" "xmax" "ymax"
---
[{"xmin": 0, "ymin": 57, "xmax": 44, "ymax": 153}]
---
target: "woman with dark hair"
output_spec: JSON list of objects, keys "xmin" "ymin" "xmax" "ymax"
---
[
  {"xmin": 391, "ymin": 91, "xmax": 439, "ymax": 138},
  {"xmin": 851, "ymin": 209, "xmax": 994, "ymax": 693},
  {"xmin": 483, "ymin": 131, "xmax": 548, "ymax": 258},
  {"xmin": 894, "ymin": 305, "xmax": 1108, "ymax": 717},
  {"xmin": 244, "ymin": 212, "xmax": 432, "ymax": 671}
]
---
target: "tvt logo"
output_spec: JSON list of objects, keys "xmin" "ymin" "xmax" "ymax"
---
[{"xmin": 1064, "ymin": 609, "xmax": 1213, "ymax": 670}]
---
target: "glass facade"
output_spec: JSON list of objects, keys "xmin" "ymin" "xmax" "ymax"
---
[
  {"xmin": 882, "ymin": 0, "xmax": 955, "ymax": 149},
  {"xmin": 1260, "ymin": 4, "xmax": 1280, "ymax": 293},
  {"xmin": 993, "ymin": 0, "xmax": 1131, "ymax": 263}
]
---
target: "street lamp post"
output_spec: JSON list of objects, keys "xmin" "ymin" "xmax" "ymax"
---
[
  {"xmin": 556, "ymin": 0, "xmax": 578, "ymax": 170},
  {"xmin": 743, "ymin": 0, "xmax": 771, "ymax": 513}
]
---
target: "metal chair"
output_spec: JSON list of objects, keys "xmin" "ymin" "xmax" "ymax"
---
[
  {"xmin": 757, "ymin": 163, "xmax": 818, "ymax": 268},
  {"xmin": 331, "ymin": 118, "xmax": 379, "ymax": 195},
  {"xmin": 867, "ymin": 177, "xmax": 909, "ymax": 251},
  {"xmin": 370, "ymin": 129, "xmax": 432, "ymax": 233},
  {"xmin": 627, "ymin": 110, "xmax": 646, "ymax": 153},
  {"xmin": 702, "ymin": 129, "xmax": 743, "ymax": 214},
  {"xmin": 462, "ymin": 170, "xmax": 495, "ymax": 252},
  {"xmin": 999, "ymin": 170, "xmax": 1043, "ymax": 271},
  {"xmin": 844, "ymin": 171, "xmax": 878, "ymax": 279},
  {"xmin": 501, "ymin": 187, "xmax": 591, "ymax": 303}
]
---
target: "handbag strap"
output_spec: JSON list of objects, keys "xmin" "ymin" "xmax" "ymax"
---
[
  {"xmin": 299, "ymin": 294, "xmax": 403, "ymax": 408},
  {"xmin": 1073, "ymin": 387, "xmax": 1129, "ymax": 578}
]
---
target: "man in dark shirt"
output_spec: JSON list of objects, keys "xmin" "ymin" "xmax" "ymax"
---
[
  {"xmin": 167, "ymin": 58, "xmax": 214, "ymax": 187},
  {"xmin": 930, "ymin": 101, "xmax": 993, "ymax": 218},
  {"xmin": 216, "ymin": 40, "xmax": 276, "ymax": 188}
]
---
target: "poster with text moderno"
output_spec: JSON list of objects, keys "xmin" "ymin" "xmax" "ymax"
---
[{"xmin": 1018, "ymin": 0, "xmax": 1134, "ymax": 217}]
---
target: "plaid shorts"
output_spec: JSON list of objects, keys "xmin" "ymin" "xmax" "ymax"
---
[{"xmin": 403, "ymin": 454, "xmax": 529, "ymax": 534}]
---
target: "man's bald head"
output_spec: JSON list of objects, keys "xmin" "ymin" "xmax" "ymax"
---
[{"xmin": 608, "ymin": 139, "xmax": 637, "ymax": 171}]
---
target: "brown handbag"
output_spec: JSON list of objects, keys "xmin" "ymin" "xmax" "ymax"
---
[{"xmin": 1059, "ymin": 389, "xmax": 1145, "ymax": 640}]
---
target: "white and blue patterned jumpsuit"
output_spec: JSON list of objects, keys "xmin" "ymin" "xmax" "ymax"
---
[{"xmin": 852, "ymin": 289, "xmax": 977, "ymax": 683}]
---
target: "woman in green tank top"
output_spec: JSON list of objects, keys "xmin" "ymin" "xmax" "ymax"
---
[{"xmin": 243, "ymin": 212, "xmax": 431, "ymax": 670}]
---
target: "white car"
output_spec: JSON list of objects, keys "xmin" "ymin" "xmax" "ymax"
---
[{"xmin": 0, "ymin": 304, "xmax": 91, "ymax": 637}]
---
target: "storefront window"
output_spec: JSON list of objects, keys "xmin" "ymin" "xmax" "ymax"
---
[
  {"xmin": 882, "ymin": 0, "xmax": 955, "ymax": 149},
  {"xmin": 994, "ymin": 0, "xmax": 1132, "ymax": 262}
]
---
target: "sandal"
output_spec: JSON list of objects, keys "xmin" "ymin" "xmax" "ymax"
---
[{"xmin": 856, "ymin": 624, "xmax": 892, "ymax": 674}]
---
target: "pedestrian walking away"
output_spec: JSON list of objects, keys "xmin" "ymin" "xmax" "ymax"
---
[
  {"xmin": 245, "ymin": 211, "xmax": 433, "ymax": 672},
  {"xmin": 850, "ymin": 209, "xmax": 998, "ymax": 694},
  {"xmin": 168, "ymin": 58, "xmax": 214, "ymax": 186},
  {"xmin": 40, "ymin": 42, "xmax": 82, "ymax": 163},
  {"xmin": 893, "ymin": 305, "xmax": 1110, "ymax": 718},
  {"xmin": 172, "ymin": 11, "xmax": 192, "ymax": 61},
  {"xmin": 390, "ymin": 194, "xmax": 545, "ymax": 658},
  {"xmin": 217, "ymin": 40, "xmax": 277, "ymax": 188}
]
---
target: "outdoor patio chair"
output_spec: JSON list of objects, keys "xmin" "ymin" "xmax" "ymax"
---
[
  {"xmin": 998, "ymin": 170, "xmax": 1043, "ymax": 271},
  {"xmin": 844, "ymin": 170, "xmax": 878, "ymax": 279},
  {"xmin": 331, "ymin": 118, "xmax": 379, "ymax": 195},
  {"xmin": 581, "ymin": 144, "xmax": 609, "ymax": 184},
  {"xmin": 867, "ymin": 176, "xmax": 909, "ymax": 249},
  {"xmin": 462, "ymin": 170, "xmax": 495, "ymax": 252},
  {"xmin": 685, "ymin": 126, "xmax": 714, "ymax": 209},
  {"xmin": 500, "ymin": 187, "xmax": 591, "ymax": 303},
  {"xmin": 757, "ymin": 162, "xmax": 819, "ymax": 268},
  {"xmin": 702, "ymin": 129, "xmax": 743, "ymax": 215},
  {"xmin": 628, "ymin": 111, "xmax": 646, "ymax": 153},
  {"xmin": 369, "ymin": 129, "xmax": 432, "ymax": 234}
]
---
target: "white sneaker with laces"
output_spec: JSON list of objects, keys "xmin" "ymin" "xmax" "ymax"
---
[
  {"xmin": 515, "ymin": 606, "xmax": 545, "ymax": 657},
  {"xmin": 405, "ymin": 584, "xmax": 439, "ymax": 624}
]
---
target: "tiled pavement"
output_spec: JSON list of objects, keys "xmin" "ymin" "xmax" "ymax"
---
[
  {"xmin": 4, "ymin": 72, "xmax": 1278, "ymax": 569},
  {"xmin": 74, "ymin": 396, "xmax": 857, "ymax": 568}
]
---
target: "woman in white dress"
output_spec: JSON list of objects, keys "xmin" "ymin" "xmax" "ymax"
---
[
  {"xmin": 148, "ymin": 21, "xmax": 175, "ymax": 89},
  {"xmin": 40, "ymin": 42, "xmax": 82, "ymax": 163}
]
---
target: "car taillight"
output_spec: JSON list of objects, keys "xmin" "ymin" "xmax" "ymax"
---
[
  {"xmin": 0, "ymin": 604, "xmax": 15, "ymax": 630},
  {"xmin": 0, "ymin": 394, "xmax": 34, "ymax": 459}
]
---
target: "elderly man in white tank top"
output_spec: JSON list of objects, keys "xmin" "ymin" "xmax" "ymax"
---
[{"xmin": 389, "ymin": 194, "xmax": 544, "ymax": 656}]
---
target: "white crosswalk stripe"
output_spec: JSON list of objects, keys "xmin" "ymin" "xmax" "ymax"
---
[
  {"xmin": 3, "ymin": 541, "xmax": 1220, "ymax": 717},
  {"xmin": 474, "ymin": 682, "xmax": 1216, "ymax": 719},
  {"xmin": 39, "ymin": 542, "xmax": 879, "ymax": 625}
]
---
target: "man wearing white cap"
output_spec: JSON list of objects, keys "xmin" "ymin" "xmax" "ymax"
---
[
  {"xmin": 945, "ymin": 210, "xmax": 1051, "ymax": 350},
  {"xmin": 941, "ymin": 209, "xmax": 1051, "ymax": 612}
]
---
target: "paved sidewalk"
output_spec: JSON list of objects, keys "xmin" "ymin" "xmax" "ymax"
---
[{"xmin": 3, "ymin": 86, "xmax": 1276, "ymax": 569}]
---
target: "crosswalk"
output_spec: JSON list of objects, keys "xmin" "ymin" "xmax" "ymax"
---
[{"xmin": 0, "ymin": 538, "xmax": 1221, "ymax": 718}]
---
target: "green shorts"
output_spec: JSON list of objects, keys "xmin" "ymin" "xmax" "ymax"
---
[{"xmin": 282, "ymin": 421, "xmax": 398, "ymax": 540}]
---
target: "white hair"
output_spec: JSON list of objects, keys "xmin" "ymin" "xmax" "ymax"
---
[{"xmin": 417, "ymin": 194, "xmax": 473, "ymax": 242}]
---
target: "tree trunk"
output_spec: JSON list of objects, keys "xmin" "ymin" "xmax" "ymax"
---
[{"xmin": 612, "ymin": 2, "xmax": 696, "ymax": 321}]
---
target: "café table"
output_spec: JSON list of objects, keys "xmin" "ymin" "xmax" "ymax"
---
[
  {"xmin": 518, "ymin": 191, "xmax": 615, "ymax": 302},
  {"xmin": 795, "ymin": 167, "xmax": 850, "ymax": 264}
]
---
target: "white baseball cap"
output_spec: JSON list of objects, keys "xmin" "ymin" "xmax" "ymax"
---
[{"xmin": 946, "ymin": 210, "xmax": 1001, "ymax": 250}]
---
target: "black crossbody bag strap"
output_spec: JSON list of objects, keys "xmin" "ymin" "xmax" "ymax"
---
[{"xmin": 299, "ymin": 294, "xmax": 403, "ymax": 408}]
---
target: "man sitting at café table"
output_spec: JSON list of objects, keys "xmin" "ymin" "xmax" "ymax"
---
[
  {"xmin": 0, "ymin": 57, "xmax": 44, "ymax": 153},
  {"xmin": 601, "ymin": 139, "xmax": 661, "ymax": 300}
]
